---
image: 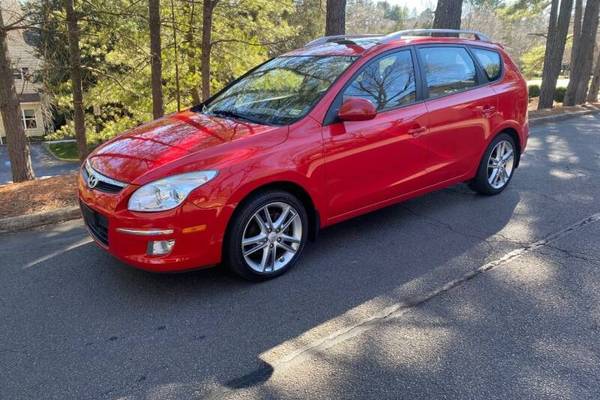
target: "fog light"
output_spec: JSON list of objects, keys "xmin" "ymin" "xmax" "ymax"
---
[{"xmin": 147, "ymin": 240, "xmax": 175, "ymax": 256}]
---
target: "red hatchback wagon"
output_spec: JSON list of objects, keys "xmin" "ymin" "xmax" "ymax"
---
[{"xmin": 79, "ymin": 29, "xmax": 528, "ymax": 279}]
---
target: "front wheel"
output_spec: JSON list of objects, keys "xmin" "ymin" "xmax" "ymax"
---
[
  {"xmin": 224, "ymin": 191, "xmax": 308, "ymax": 281},
  {"xmin": 469, "ymin": 133, "xmax": 517, "ymax": 195}
]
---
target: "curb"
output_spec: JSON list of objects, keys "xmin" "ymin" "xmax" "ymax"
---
[
  {"xmin": 0, "ymin": 207, "xmax": 81, "ymax": 233},
  {"xmin": 529, "ymin": 108, "xmax": 600, "ymax": 126}
]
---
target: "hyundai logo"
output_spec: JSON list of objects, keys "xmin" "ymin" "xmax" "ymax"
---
[{"xmin": 87, "ymin": 173, "xmax": 99, "ymax": 189}]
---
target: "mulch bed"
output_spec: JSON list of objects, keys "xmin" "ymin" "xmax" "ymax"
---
[
  {"xmin": 528, "ymin": 99, "xmax": 600, "ymax": 117},
  {"xmin": 0, "ymin": 174, "xmax": 78, "ymax": 219}
]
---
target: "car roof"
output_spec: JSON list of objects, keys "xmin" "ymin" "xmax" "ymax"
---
[{"xmin": 284, "ymin": 34, "xmax": 503, "ymax": 58}]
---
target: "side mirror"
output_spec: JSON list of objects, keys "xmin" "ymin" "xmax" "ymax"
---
[{"xmin": 338, "ymin": 97, "xmax": 377, "ymax": 122}]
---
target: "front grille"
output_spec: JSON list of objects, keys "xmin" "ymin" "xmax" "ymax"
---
[
  {"xmin": 81, "ymin": 167, "xmax": 124, "ymax": 194},
  {"xmin": 80, "ymin": 202, "xmax": 109, "ymax": 246}
]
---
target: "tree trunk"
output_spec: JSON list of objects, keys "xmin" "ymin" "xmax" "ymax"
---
[
  {"xmin": 185, "ymin": 0, "xmax": 201, "ymax": 105},
  {"xmin": 587, "ymin": 48, "xmax": 600, "ymax": 102},
  {"xmin": 169, "ymin": 0, "xmax": 180, "ymax": 112},
  {"xmin": 433, "ymin": 0, "xmax": 463, "ymax": 29},
  {"xmin": 201, "ymin": 0, "xmax": 214, "ymax": 101},
  {"xmin": 569, "ymin": 0, "xmax": 583, "ymax": 71},
  {"xmin": 564, "ymin": 0, "xmax": 600, "ymax": 105},
  {"xmin": 538, "ymin": 0, "xmax": 573, "ymax": 109},
  {"xmin": 148, "ymin": 0, "xmax": 164, "ymax": 118},
  {"xmin": 325, "ymin": 0, "xmax": 346, "ymax": 36},
  {"xmin": 0, "ymin": 14, "xmax": 35, "ymax": 182},
  {"xmin": 64, "ymin": 0, "xmax": 88, "ymax": 163}
]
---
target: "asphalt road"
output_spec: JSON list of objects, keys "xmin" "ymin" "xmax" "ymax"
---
[
  {"xmin": 0, "ymin": 143, "xmax": 78, "ymax": 184},
  {"xmin": 1, "ymin": 114, "xmax": 600, "ymax": 399}
]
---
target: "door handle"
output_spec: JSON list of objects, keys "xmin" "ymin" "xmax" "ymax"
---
[{"xmin": 408, "ymin": 126, "xmax": 427, "ymax": 137}]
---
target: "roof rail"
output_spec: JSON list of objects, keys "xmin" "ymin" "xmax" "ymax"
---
[
  {"xmin": 305, "ymin": 34, "xmax": 383, "ymax": 47},
  {"xmin": 382, "ymin": 29, "xmax": 490, "ymax": 43}
]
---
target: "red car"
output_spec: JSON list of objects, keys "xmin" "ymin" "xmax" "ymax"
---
[{"xmin": 79, "ymin": 29, "xmax": 528, "ymax": 280}]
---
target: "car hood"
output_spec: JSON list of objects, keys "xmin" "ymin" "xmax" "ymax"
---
[{"xmin": 88, "ymin": 111, "xmax": 279, "ymax": 183}]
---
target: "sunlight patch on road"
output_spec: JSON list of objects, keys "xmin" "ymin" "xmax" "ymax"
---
[
  {"xmin": 256, "ymin": 212, "xmax": 600, "ymax": 379},
  {"xmin": 23, "ymin": 237, "xmax": 93, "ymax": 269}
]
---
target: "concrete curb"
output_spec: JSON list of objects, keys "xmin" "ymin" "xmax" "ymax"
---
[
  {"xmin": 529, "ymin": 108, "xmax": 600, "ymax": 126},
  {"xmin": 0, "ymin": 207, "xmax": 81, "ymax": 233}
]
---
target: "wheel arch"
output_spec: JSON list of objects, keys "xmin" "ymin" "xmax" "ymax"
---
[
  {"xmin": 490, "ymin": 121, "xmax": 523, "ymax": 168},
  {"xmin": 499, "ymin": 127, "xmax": 522, "ymax": 168},
  {"xmin": 223, "ymin": 179, "xmax": 321, "ymax": 254}
]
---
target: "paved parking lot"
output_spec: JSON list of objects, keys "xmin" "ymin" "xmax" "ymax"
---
[{"xmin": 1, "ymin": 114, "xmax": 600, "ymax": 399}]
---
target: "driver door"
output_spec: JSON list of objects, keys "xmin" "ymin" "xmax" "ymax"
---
[{"xmin": 322, "ymin": 49, "xmax": 433, "ymax": 219}]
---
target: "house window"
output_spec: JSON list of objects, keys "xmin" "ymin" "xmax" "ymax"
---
[
  {"xmin": 21, "ymin": 109, "xmax": 37, "ymax": 129},
  {"xmin": 12, "ymin": 67, "xmax": 30, "ymax": 80}
]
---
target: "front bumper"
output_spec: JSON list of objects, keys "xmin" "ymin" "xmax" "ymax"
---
[{"xmin": 78, "ymin": 172, "xmax": 225, "ymax": 272}]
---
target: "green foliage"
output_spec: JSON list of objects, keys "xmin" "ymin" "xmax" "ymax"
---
[
  {"xmin": 521, "ymin": 45, "xmax": 546, "ymax": 78},
  {"xmin": 25, "ymin": 0, "xmax": 298, "ymax": 142},
  {"xmin": 528, "ymin": 84, "xmax": 540, "ymax": 98},
  {"xmin": 498, "ymin": 0, "xmax": 550, "ymax": 21},
  {"xmin": 554, "ymin": 86, "xmax": 567, "ymax": 103}
]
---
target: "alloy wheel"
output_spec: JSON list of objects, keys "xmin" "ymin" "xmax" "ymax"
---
[
  {"xmin": 241, "ymin": 201, "xmax": 303, "ymax": 273},
  {"xmin": 487, "ymin": 139, "xmax": 515, "ymax": 189}
]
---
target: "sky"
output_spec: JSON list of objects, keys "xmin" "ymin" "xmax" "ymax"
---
[{"xmin": 386, "ymin": 0, "xmax": 436, "ymax": 13}]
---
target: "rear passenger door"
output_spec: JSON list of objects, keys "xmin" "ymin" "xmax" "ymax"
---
[{"xmin": 417, "ymin": 45, "xmax": 498, "ymax": 182}]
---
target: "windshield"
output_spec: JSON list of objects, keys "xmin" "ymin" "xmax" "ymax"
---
[{"xmin": 202, "ymin": 55, "xmax": 356, "ymax": 125}]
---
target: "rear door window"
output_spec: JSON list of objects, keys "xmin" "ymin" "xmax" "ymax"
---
[
  {"xmin": 471, "ymin": 48, "xmax": 502, "ymax": 81},
  {"xmin": 418, "ymin": 47, "xmax": 477, "ymax": 99}
]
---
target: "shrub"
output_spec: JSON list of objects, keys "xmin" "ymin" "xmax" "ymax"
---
[
  {"xmin": 528, "ymin": 84, "xmax": 540, "ymax": 98},
  {"xmin": 520, "ymin": 45, "xmax": 545, "ymax": 78},
  {"xmin": 554, "ymin": 87, "xmax": 567, "ymax": 103}
]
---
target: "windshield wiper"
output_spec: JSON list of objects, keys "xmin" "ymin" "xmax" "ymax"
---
[{"xmin": 207, "ymin": 109, "xmax": 263, "ymax": 125}]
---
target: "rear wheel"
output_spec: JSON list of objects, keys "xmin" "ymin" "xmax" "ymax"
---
[
  {"xmin": 469, "ymin": 133, "xmax": 516, "ymax": 195},
  {"xmin": 224, "ymin": 191, "xmax": 308, "ymax": 280}
]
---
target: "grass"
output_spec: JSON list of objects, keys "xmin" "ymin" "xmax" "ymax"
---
[{"xmin": 47, "ymin": 141, "xmax": 79, "ymax": 161}]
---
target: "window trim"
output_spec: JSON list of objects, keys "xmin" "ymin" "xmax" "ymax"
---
[
  {"xmin": 415, "ymin": 44, "xmax": 487, "ymax": 101},
  {"xmin": 21, "ymin": 108, "xmax": 37, "ymax": 130},
  {"xmin": 468, "ymin": 45, "xmax": 504, "ymax": 83},
  {"xmin": 324, "ymin": 46, "xmax": 424, "ymax": 126}
]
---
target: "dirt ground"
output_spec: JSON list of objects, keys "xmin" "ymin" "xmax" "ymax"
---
[{"xmin": 0, "ymin": 174, "xmax": 78, "ymax": 219}]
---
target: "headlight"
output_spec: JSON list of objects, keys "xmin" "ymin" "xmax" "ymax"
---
[{"xmin": 128, "ymin": 170, "xmax": 217, "ymax": 212}]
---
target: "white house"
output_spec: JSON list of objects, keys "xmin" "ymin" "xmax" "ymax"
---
[{"xmin": 0, "ymin": 0, "xmax": 48, "ymax": 142}]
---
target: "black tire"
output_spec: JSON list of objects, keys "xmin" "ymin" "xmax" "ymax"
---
[
  {"xmin": 469, "ymin": 133, "xmax": 517, "ymax": 195},
  {"xmin": 224, "ymin": 190, "xmax": 309, "ymax": 281}
]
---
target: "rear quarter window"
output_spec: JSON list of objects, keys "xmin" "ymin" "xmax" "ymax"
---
[{"xmin": 471, "ymin": 48, "xmax": 502, "ymax": 81}]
